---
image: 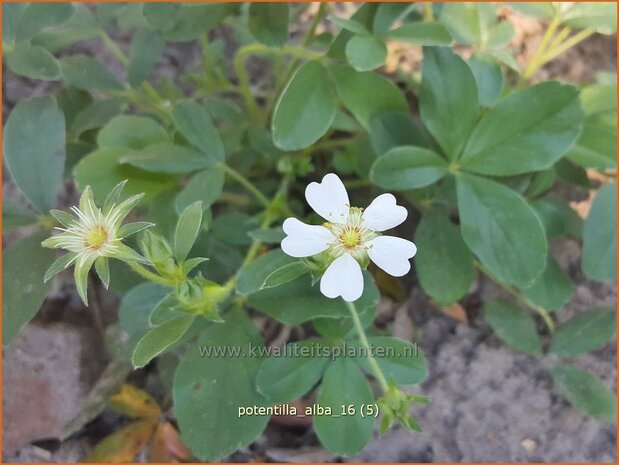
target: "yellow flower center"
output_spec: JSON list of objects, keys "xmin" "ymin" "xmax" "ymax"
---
[
  {"xmin": 339, "ymin": 226, "xmax": 363, "ymax": 249},
  {"xmin": 85, "ymin": 226, "xmax": 108, "ymax": 250}
]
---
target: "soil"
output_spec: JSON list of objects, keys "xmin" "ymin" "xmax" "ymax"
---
[{"xmin": 2, "ymin": 5, "xmax": 617, "ymax": 462}]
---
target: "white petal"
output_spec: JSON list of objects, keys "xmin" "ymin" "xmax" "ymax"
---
[
  {"xmin": 362, "ymin": 193, "xmax": 408, "ymax": 232},
  {"xmin": 305, "ymin": 173, "xmax": 350, "ymax": 224},
  {"xmin": 367, "ymin": 236, "xmax": 417, "ymax": 277},
  {"xmin": 281, "ymin": 218, "xmax": 335, "ymax": 258},
  {"xmin": 320, "ymin": 253, "xmax": 364, "ymax": 302}
]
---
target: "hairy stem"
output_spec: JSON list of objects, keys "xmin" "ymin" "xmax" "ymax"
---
[
  {"xmin": 127, "ymin": 261, "xmax": 176, "ymax": 287},
  {"xmin": 346, "ymin": 300, "xmax": 390, "ymax": 393}
]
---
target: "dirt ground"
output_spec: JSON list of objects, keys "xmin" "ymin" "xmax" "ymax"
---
[{"xmin": 2, "ymin": 5, "xmax": 617, "ymax": 462}]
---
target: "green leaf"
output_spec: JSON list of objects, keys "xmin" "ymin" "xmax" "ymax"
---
[
  {"xmin": 550, "ymin": 308, "xmax": 616, "ymax": 357},
  {"xmin": 328, "ymin": 15, "xmax": 370, "ymax": 35},
  {"xmin": 526, "ymin": 169, "xmax": 557, "ymax": 198},
  {"xmin": 328, "ymin": 63, "xmax": 407, "ymax": 130},
  {"xmin": 3, "ymin": 96, "xmax": 65, "ymax": 212},
  {"xmin": 97, "ymin": 115, "xmax": 169, "ymax": 150},
  {"xmin": 567, "ymin": 121, "xmax": 617, "ymax": 170},
  {"xmin": 353, "ymin": 336, "xmax": 427, "ymax": 385},
  {"xmin": 248, "ymin": 227, "xmax": 285, "ymax": 244},
  {"xmin": 6, "ymin": 44, "xmax": 61, "ymax": 80},
  {"xmin": 74, "ymin": 148, "xmax": 176, "ymax": 204},
  {"xmin": 385, "ymin": 22, "xmax": 452, "ymax": 46},
  {"xmin": 460, "ymin": 82, "xmax": 584, "ymax": 176},
  {"xmin": 173, "ymin": 309, "xmax": 269, "ymax": 461},
  {"xmin": 345, "ymin": 35, "xmax": 387, "ymax": 72},
  {"xmin": 2, "ymin": 3, "xmax": 28, "ymax": 45},
  {"xmin": 176, "ymin": 167, "xmax": 224, "ymax": 214},
  {"xmin": 70, "ymin": 98, "xmax": 126, "ymax": 138},
  {"xmin": 261, "ymin": 262, "xmax": 309, "ymax": 290},
  {"xmin": 132, "ymin": 315, "xmax": 196, "ymax": 368},
  {"xmin": 561, "ymin": 2, "xmax": 617, "ymax": 35},
  {"xmin": 327, "ymin": 3, "xmax": 379, "ymax": 59},
  {"xmin": 551, "ymin": 365, "xmax": 616, "ymax": 423},
  {"xmin": 143, "ymin": 3, "xmax": 236, "ymax": 42},
  {"xmin": 583, "ymin": 182, "xmax": 617, "ymax": 281},
  {"xmin": 532, "ymin": 196, "xmax": 583, "ymax": 238},
  {"xmin": 457, "ymin": 174, "xmax": 547, "ymax": 287},
  {"xmin": 212, "ymin": 213, "xmax": 257, "ymax": 246},
  {"xmin": 173, "ymin": 100, "xmax": 225, "ymax": 162},
  {"xmin": 414, "ymin": 210, "xmax": 474, "ymax": 305},
  {"xmin": 508, "ymin": 3, "xmax": 554, "ymax": 18},
  {"xmin": 272, "ymin": 60, "xmax": 337, "ymax": 151},
  {"xmin": 372, "ymin": 3, "xmax": 411, "ymax": 35},
  {"xmin": 15, "ymin": 2, "xmax": 75, "ymax": 42},
  {"xmin": 520, "ymin": 257, "xmax": 573, "ymax": 311},
  {"xmin": 486, "ymin": 21, "xmax": 515, "ymax": 48},
  {"xmin": 174, "ymin": 202, "xmax": 203, "ymax": 261},
  {"xmin": 31, "ymin": 4, "xmax": 100, "ymax": 53},
  {"xmin": 567, "ymin": 83, "xmax": 616, "ymax": 169},
  {"xmin": 369, "ymin": 111, "xmax": 429, "ymax": 155},
  {"xmin": 119, "ymin": 144, "xmax": 212, "ymax": 174},
  {"xmin": 484, "ymin": 299, "xmax": 541, "ymax": 355},
  {"xmin": 3, "ymin": 232, "xmax": 56, "ymax": 345},
  {"xmin": 119, "ymin": 283, "xmax": 169, "ymax": 354},
  {"xmin": 370, "ymin": 146, "xmax": 448, "ymax": 190},
  {"xmin": 467, "ymin": 52, "xmax": 504, "ymax": 108},
  {"xmin": 419, "ymin": 47, "xmax": 479, "ymax": 160},
  {"xmin": 256, "ymin": 339, "xmax": 330, "ymax": 403},
  {"xmin": 439, "ymin": 2, "xmax": 495, "ymax": 46},
  {"xmin": 313, "ymin": 358, "xmax": 375, "ymax": 456},
  {"xmin": 128, "ymin": 29, "xmax": 165, "ymax": 87},
  {"xmin": 236, "ymin": 249, "xmax": 296, "ymax": 295},
  {"xmin": 248, "ymin": 271, "xmax": 378, "ymax": 325},
  {"xmin": 248, "ymin": 2, "xmax": 289, "ymax": 46},
  {"xmin": 59, "ymin": 56, "xmax": 124, "ymax": 92},
  {"xmin": 2, "ymin": 200, "xmax": 38, "ymax": 231}
]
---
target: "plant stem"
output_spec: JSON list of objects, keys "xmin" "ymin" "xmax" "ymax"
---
[
  {"xmin": 346, "ymin": 300, "xmax": 390, "ymax": 393},
  {"xmin": 522, "ymin": 15, "xmax": 561, "ymax": 81},
  {"xmin": 234, "ymin": 43, "xmax": 323, "ymax": 121},
  {"xmin": 99, "ymin": 30, "xmax": 130, "ymax": 66},
  {"xmin": 220, "ymin": 164, "xmax": 271, "ymax": 210},
  {"xmin": 537, "ymin": 28, "xmax": 595, "ymax": 66},
  {"xmin": 547, "ymin": 26, "xmax": 571, "ymax": 51},
  {"xmin": 475, "ymin": 261, "xmax": 555, "ymax": 333},
  {"xmin": 424, "ymin": 3, "xmax": 435, "ymax": 22},
  {"xmin": 127, "ymin": 262, "xmax": 175, "ymax": 287}
]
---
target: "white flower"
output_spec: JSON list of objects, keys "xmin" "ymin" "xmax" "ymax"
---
[
  {"xmin": 281, "ymin": 173, "xmax": 417, "ymax": 302},
  {"xmin": 42, "ymin": 181, "xmax": 151, "ymax": 305}
]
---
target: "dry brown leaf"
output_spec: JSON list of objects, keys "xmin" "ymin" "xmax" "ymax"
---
[
  {"xmin": 439, "ymin": 302, "xmax": 469, "ymax": 324},
  {"xmin": 149, "ymin": 421, "xmax": 192, "ymax": 462},
  {"xmin": 86, "ymin": 419, "xmax": 157, "ymax": 462},
  {"xmin": 109, "ymin": 384, "xmax": 161, "ymax": 418}
]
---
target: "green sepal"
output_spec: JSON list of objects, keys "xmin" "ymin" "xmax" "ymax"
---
[
  {"xmin": 44, "ymin": 252, "xmax": 77, "ymax": 282},
  {"xmin": 94, "ymin": 257, "xmax": 110, "ymax": 289},
  {"xmin": 50, "ymin": 209, "xmax": 76, "ymax": 228},
  {"xmin": 181, "ymin": 257, "xmax": 209, "ymax": 275},
  {"xmin": 110, "ymin": 193, "xmax": 146, "ymax": 229},
  {"xmin": 74, "ymin": 254, "xmax": 97, "ymax": 306},
  {"xmin": 113, "ymin": 243, "xmax": 150, "ymax": 265},
  {"xmin": 78, "ymin": 185, "xmax": 95, "ymax": 212},
  {"xmin": 118, "ymin": 221, "xmax": 154, "ymax": 238},
  {"xmin": 103, "ymin": 179, "xmax": 128, "ymax": 214}
]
